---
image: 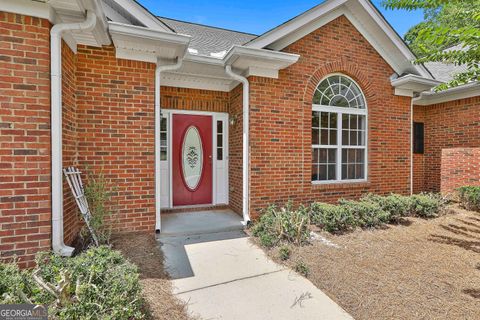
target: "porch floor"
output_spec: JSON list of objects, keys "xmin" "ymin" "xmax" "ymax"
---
[{"xmin": 159, "ymin": 209, "xmax": 244, "ymax": 237}]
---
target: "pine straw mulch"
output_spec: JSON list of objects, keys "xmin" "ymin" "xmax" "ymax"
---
[
  {"xmin": 111, "ymin": 232, "xmax": 191, "ymax": 320},
  {"xmin": 262, "ymin": 205, "xmax": 480, "ymax": 320}
]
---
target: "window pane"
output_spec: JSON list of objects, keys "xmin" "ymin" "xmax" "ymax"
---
[
  {"xmin": 313, "ymin": 90, "xmax": 322, "ymax": 104},
  {"xmin": 217, "ymin": 121, "xmax": 223, "ymax": 134},
  {"xmin": 160, "ymin": 133, "xmax": 167, "ymax": 147},
  {"xmin": 319, "ymin": 149, "xmax": 327, "ymax": 163},
  {"xmin": 342, "ymin": 114, "xmax": 349, "ymax": 128},
  {"xmin": 217, "ymin": 148, "xmax": 223, "ymax": 161},
  {"xmin": 328, "ymin": 149, "xmax": 336, "ymax": 163},
  {"xmin": 342, "ymin": 164, "xmax": 348, "ymax": 180},
  {"xmin": 312, "ymin": 129, "xmax": 319, "ymax": 145},
  {"xmin": 217, "ymin": 134, "xmax": 222, "ymax": 148},
  {"xmin": 321, "ymin": 112, "xmax": 329, "ymax": 128},
  {"xmin": 330, "ymin": 113, "xmax": 337, "ymax": 128},
  {"xmin": 350, "ymin": 114, "xmax": 358, "ymax": 129},
  {"xmin": 160, "ymin": 149, "xmax": 167, "ymax": 161},
  {"xmin": 319, "ymin": 165, "xmax": 327, "ymax": 180},
  {"xmin": 348, "ymin": 164, "xmax": 355, "ymax": 179},
  {"xmin": 312, "ymin": 111, "xmax": 320, "ymax": 128},
  {"xmin": 342, "ymin": 129, "xmax": 349, "ymax": 145},
  {"xmin": 356, "ymin": 164, "xmax": 365, "ymax": 179},
  {"xmin": 359, "ymin": 115, "xmax": 366, "ymax": 130},
  {"xmin": 356, "ymin": 149, "xmax": 365, "ymax": 163},
  {"xmin": 160, "ymin": 117, "xmax": 167, "ymax": 131},
  {"xmin": 320, "ymin": 129, "xmax": 329, "ymax": 145},
  {"xmin": 349, "ymin": 131, "xmax": 358, "ymax": 146},
  {"xmin": 329, "ymin": 129, "xmax": 337, "ymax": 145},
  {"xmin": 328, "ymin": 164, "xmax": 336, "ymax": 180}
]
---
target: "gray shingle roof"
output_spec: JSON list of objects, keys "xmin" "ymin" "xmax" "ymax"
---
[
  {"xmin": 158, "ymin": 17, "xmax": 257, "ymax": 57},
  {"xmin": 424, "ymin": 62, "xmax": 469, "ymax": 82}
]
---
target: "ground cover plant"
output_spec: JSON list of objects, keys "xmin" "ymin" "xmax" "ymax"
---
[
  {"xmin": 252, "ymin": 193, "xmax": 446, "ymax": 247},
  {"xmin": 457, "ymin": 186, "xmax": 480, "ymax": 212},
  {"xmin": 0, "ymin": 246, "xmax": 145, "ymax": 320}
]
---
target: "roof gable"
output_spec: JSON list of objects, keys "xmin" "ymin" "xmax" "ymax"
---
[{"xmin": 246, "ymin": 0, "xmax": 432, "ymax": 79}]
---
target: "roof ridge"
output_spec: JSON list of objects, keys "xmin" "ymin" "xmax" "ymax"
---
[{"xmin": 157, "ymin": 16, "xmax": 259, "ymax": 37}]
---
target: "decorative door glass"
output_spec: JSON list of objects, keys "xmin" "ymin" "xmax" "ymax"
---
[{"xmin": 182, "ymin": 126, "xmax": 203, "ymax": 190}]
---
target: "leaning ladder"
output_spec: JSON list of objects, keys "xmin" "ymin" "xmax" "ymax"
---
[{"xmin": 63, "ymin": 167, "xmax": 99, "ymax": 246}]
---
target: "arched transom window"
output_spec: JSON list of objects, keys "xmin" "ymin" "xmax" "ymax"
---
[{"xmin": 312, "ymin": 74, "xmax": 367, "ymax": 182}]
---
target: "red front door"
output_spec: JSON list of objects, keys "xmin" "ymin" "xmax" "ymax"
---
[{"xmin": 172, "ymin": 114, "xmax": 213, "ymax": 206}]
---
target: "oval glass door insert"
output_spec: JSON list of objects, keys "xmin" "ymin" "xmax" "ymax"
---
[{"xmin": 182, "ymin": 126, "xmax": 203, "ymax": 190}]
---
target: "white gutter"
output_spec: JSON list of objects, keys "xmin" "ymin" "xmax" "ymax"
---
[
  {"xmin": 413, "ymin": 81, "xmax": 480, "ymax": 106},
  {"xmin": 51, "ymin": 11, "xmax": 97, "ymax": 256},
  {"xmin": 155, "ymin": 57, "xmax": 184, "ymax": 232},
  {"xmin": 225, "ymin": 66, "xmax": 251, "ymax": 225}
]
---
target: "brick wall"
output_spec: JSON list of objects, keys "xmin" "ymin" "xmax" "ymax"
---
[
  {"xmin": 248, "ymin": 15, "xmax": 412, "ymax": 217},
  {"xmin": 412, "ymin": 106, "xmax": 425, "ymax": 193},
  {"xmin": 0, "ymin": 12, "xmax": 51, "ymax": 268},
  {"xmin": 61, "ymin": 42, "xmax": 80, "ymax": 245},
  {"xmin": 440, "ymin": 148, "xmax": 480, "ymax": 194},
  {"xmin": 414, "ymin": 96, "xmax": 480, "ymax": 192},
  {"xmin": 228, "ymin": 84, "xmax": 243, "ymax": 215}
]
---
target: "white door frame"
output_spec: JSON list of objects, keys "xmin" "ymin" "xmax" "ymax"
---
[{"xmin": 161, "ymin": 109, "xmax": 229, "ymax": 209}]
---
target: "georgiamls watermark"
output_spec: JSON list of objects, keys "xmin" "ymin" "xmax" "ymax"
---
[{"xmin": 0, "ymin": 304, "xmax": 48, "ymax": 320}]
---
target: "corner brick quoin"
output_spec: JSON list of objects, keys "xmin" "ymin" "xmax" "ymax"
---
[{"xmin": 441, "ymin": 148, "xmax": 480, "ymax": 195}]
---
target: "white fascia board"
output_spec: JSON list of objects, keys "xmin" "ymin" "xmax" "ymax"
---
[
  {"xmin": 246, "ymin": 0, "xmax": 348, "ymax": 49},
  {"xmin": 391, "ymin": 74, "xmax": 442, "ymax": 93},
  {"xmin": 79, "ymin": 0, "xmax": 111, "ymax": 46},
  {"xmin": 108, "ymin": 21, "xmax": 190, "ymax": 62},
  {"xmin": 2, "ymin": 0, "xmax": 57, "ymax": 22},
  {"xmin": 414, "ymin": 82, "xmax": 480, "ymax": 106},
  {"xmin": 224, "ymin": 46, "xmax": 300, "ymax": 75},
  {"xmin": 107, "ymin": 0, "xmax": 173, "ymax": 32}
]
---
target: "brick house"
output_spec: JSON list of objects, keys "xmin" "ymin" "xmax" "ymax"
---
[{"xmin": 1, "ymin": 0, "xmax": 479, "ymax": 267}]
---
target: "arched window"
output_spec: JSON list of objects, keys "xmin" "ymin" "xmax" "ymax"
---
[{"xmin": 312, "ymin": 74, "xmax": 367, "ymax": 182}]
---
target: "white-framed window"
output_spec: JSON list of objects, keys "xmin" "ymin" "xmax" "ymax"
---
[{"xmin": 312, "ymin": 74, "xmax": 367, "ymax": 183}]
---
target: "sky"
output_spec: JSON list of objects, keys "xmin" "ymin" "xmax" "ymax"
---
[{"xmin": 137, "ymin": 0, "xmax": 425, "ymax": 37}]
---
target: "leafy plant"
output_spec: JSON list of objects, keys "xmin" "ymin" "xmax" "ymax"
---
[
  {"xmin": 310, "ymin": 202, "xmax": 356, "ymax": 233},
  {"xmin": 339, "ymin": 199, "xmax": 390, "ymax": 228},
  {"xmin": 251, "ymin": 202, "xmax": 311, "ymax": 247},
  {"xmin": 457, "ymin": 186, "xmax": 480, "ymax": 211},
  {"xmin": 383, "ymin": 0, "xmax": 480, "ymax": 90},
  {"xmin": 83, "ymin": 171, "xmax": 115, "ymax": 245},
  {"xmin": 279, "ymin": 246, "xmax": 291, "ymax": 261},
  {"xmin": 295, "ymin": 261, "xmax": 310, "ymax": 277},
  {"xmin": 410, "ymin": 193, "xmax": 445, "ymax": 218},
  {"xmin": 0, "ymin": 247, "xmax": 145, "ymax": 319},
  {"xmin": 361, "ymin": 194, "xmax": 413, "ymax": 221}
]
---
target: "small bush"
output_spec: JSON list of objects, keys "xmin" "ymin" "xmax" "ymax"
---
[
  {"xmin": 251, "ymin": 202, "xmax": 310, "ymax": 247},
  {"xmin": 457, "ymin": 186, "xmax": 480, "ymax": 212},
  {"xmin": 279, "ymin": 246, "xmax": 291, "ymax": 261},
  {"xmin": 361, "ymin": 194, "xmax": 412, "ymax": 221},
  {"xmin": 339, "ymin": 199, "xmax": 390, "ymax": 228},
  {"xmin": 310, "ymin": 203, "xmax": 355, "ymax": 232},
  {"xmin": 410, "ymin": 193, "xmax": 445, "ymax": 218},
  {"xmin": 295, "ymin": 261, "xmax": 310, "ymax": 277},
  {"xmin": 0, "ymin": 246, "xmax": 145, "ymax": 319}
]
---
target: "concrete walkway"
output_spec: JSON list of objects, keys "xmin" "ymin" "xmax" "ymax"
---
[{"xmin": 158, "ymin": 211, "xmax": 352, "ymax": 320}]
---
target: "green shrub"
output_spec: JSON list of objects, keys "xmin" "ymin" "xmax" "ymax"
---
[
  {"xmin": 457, "ymin": 186, "xmax": 480, "ymax": 212},
  {"xmin": 339, "ymin": 199, "xmax": 390, "ymax": 228},
  {"xmin": 410, "ymin": 193, "xmax": 444, "ymax": 218},
  {"xmin": 0, "ymin": 246, "xmax": 145, "ymax": 320},
  {"xmin": 294, "ymin": 261, "xmax": 310, "ymax": 277},
  {"xmin": 279, "ymin": 246, "xmax": 291, "ymax": 261},
  {"xmin": 251, "ymin": 202, "xmax": 310, "ymax": 247},
  {"xmin": 361, "ymin": 194, "xmax": 412, "ymax": 221},
  {"xmin": 310, "ymin": 203, "xmax": 355, "ymax": 232}
]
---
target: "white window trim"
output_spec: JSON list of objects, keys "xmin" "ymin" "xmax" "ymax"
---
[{"xmin": 311, "ymin": 74, "xmax": 368, "ymax": 185}]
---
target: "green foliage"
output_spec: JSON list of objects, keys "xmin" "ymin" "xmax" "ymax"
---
[
  {"xmin": 294, "ymin": 261, "xmax": 310, "ymax": 277},
  {"xmin": 279, "ymin": 246, "xmax": 291, "ymax": 261},
  {"xmin": 84, "ymin": 171, "xmax": 114, "ymax": 245},
  {"xmin": 410, "ymin": 193, "xmax": 445, "ymax": 217},
  {"xmin": 383, "ymin": 0, "xmax": 480, "ymax": 90},
  {"xmin": 457, "ymin": 186, "xmax": 480, "ymax": 211},
  {"xmin": 251, "ymin": 202, "xmax": 311, "ymax": 247},
  {"xmin": 361, "ymin": 194, "xmax": 413, "ymax": 221},
  {"xmin": 310, "ymin": 202, "xmax": 356, "ymax": 232},
  {"xmin": 0, "ymin": 247, "xmax": 145, "ymax": 320},
  {"xmin": 310, "ymin": 193, "xmax": 445, "ymax": 233}
]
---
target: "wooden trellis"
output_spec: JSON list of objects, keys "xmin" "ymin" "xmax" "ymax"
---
[{"xmin": 63, "ymin": 167, "xmax": 99, "ymax": 246}]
